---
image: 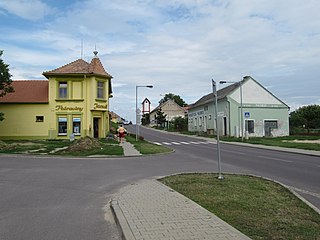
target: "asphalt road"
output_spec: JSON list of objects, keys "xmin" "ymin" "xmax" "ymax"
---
[
  {"xmin": 131, "ymin": 125, "xmax": 320, "ymax": 208},
  {"xmin": 0, "ymin": 126, "xmax": 319, "ymax": 239}
]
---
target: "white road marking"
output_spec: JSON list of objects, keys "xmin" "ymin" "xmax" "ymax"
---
[
  {"xmin": 153, "ymin": 142, "xmax": 162, "ymax": 145},
  {"xmin": 189, "ymin": 141, "xmax": 201, "ymax": 144},
  {"xmin": 259, "ymin": 155, "xmax": 293, "ymax": 163},
  {"xmin": 171, "ymin": 142, "xmax": 181, "ymax": 145},
  {"xmin": 162, "ymin": 142, "xmax": 172, "ymax": 145},
  {"xmin": 180, "ymin": 142, "xmax": 190, "ymax": 145}
]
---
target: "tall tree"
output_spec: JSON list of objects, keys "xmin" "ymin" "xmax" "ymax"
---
[
  {"xmin": 141, "ymin": 113, "xmax": 150, "ymax": 125},
  {"xmin": 155, "ymin": 108, "xmax": 167, "ymax": 127},
  {"xmin": 0, "ymin": 50, "xmax": 14, "ymax": 121},
  {"xmin": 290, "ymin": 105, "xmax": 320, "ymax": 132},
  {"xmin": 159, "ymin": 93, "xmax": 187, "ymax": 107}
]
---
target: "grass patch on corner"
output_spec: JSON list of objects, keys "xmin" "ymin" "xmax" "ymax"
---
[
  {"xmin": 125, "ymin": 135, "xmax": 172, "ymax": 154},
  {"xmin": 159, "ymin": 173, "xmax": 320, "ymax": 240}
]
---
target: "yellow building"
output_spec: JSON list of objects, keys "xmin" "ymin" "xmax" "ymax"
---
[{"xmin": 0, "ymin": 51, "xmax": 113, "ymax": 140}]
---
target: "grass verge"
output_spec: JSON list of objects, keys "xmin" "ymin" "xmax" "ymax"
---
[
  {"xmin": 159, "ymin": 173, "xmax": 320, "ymax": 240},
  {"xmin": 0, "ymin": 139, "xmax": 123, "ymax": 156},
  {"xmin": 125, "ymin": 135, "xmax": 172, "ymax": 154},
  {"xmin": 221, "ymin": 135, "xmax": 320, "ymax": 151}
]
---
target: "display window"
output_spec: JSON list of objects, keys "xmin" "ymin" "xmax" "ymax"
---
[{"xmin": 58, "ymin": 117, "xmax": 67, "ymax": 135}]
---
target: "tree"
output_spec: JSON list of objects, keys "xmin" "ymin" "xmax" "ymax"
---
[
  {"xmin": 171, "ymin": 116, "xmax": 188, "ymax": 132},
  {"xmin": 289, "ymin": 105, "xmax": 320, "ymax": 132},
  {"xmin": 141, "ymin": 113, "xmax": 150, "ymax": 125},
  {"xmin": 159, "ymin": 93, "xmax": 187, "ymax": 107},
  {"xmin": 0, "ymin": 50, "xmax": 14, "ymax": 121},
  {"xmin": 155, "ymin": 108, "xmax": 167, "ymax": 127}
]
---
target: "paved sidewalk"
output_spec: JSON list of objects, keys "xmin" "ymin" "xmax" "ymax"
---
[
  {"xmin": 111, "ymin": 180, "xmax": 251, "ymax": 240},
  {"xmin": 121, "ymin": 141, "xmax": 141, "ymax": 156}
]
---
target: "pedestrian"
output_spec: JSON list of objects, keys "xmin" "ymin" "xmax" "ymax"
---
[{"xmin": 117, "ymin": 124, "xmax": 127, "ymax": 143}]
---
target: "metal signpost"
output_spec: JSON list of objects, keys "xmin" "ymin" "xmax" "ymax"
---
[
  {"xmin": 212, "ymin": 79, "xmax": 223, "ymax": 180},
  {"xmin": 135, "ymin": 85, "xmax": 153, "ymax": 141}
]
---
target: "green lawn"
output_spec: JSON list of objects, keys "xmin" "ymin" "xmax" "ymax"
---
[
  {"xmin": 221, "ymin": 135, "xmax": 320, "ymax": 151},
  {"xmin": 125, "ymin": 135, "xmax": 172, "ymax": 154},
  {"xmin": 0, "ymin": 139, "xmax": 123, "ymax": 156},
  {"xmin": 159, "ymin": 173, "xmax": 320, "ymax": 240}
]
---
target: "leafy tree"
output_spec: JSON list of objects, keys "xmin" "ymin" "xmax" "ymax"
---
[
  {"xmin": 155, "ymin": 107, "xmax": 167, "ymax": 127},
  {"xmin": 289, "ymin": 105, "xmax": 320, "ymax": 132},
  {"xmin": 159, "ymin": 93, "xmax": 187, "ymax": 107},
  {"xmin": 171, "ymin": 116, "xmax": 188, "ymax": 132},
  {"xmin": 141, "ymin": 113, "xmax": 150, "ymax": 125},
  {"xmin": 0, "ymin": 50, "xmax": 14, "ymax": 121}
]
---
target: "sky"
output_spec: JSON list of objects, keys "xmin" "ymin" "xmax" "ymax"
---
[{"xmin": 1, "ymin": 0, "xmax": 319, "ymax": 122}]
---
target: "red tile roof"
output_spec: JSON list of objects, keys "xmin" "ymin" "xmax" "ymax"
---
[
  {"xmin": 0, "ymin": 80, "xmax": 48, "ymax": 103},
  {"xmin": 43, "ymin": 57, "xmax": 112, "ymax": 78}
]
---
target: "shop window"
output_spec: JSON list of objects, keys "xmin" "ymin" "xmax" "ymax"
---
[
  {"xmin": 97, "ymin": 81, "xmax": 104, "ymax": 99},
  {"xmin": 59, "ymin": 82, "xmax": 68, "ymax": 98},
  {"xmin": 194, "ymin": 118, "xmax": 197, "ymax": 127},
  {"xmin": 58, "ymin": 117, "xmax": 67, "ymax": 135},
  {"xmin": 36, "ymin": 116, "xmax": 44, "ymax": 122},
  {"xmin": 199, "ymin": 117, "xmax": 202, "ymax": 126},
  {"xmin": 245, "ymin": 120, "xmax": 254, "ymax": 133},
  {"xmin": 73, "ymin": 117, "xmax": 81, "ymax": 135}
]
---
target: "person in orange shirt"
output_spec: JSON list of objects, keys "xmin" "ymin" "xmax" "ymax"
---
[{"xmin": 117, "ymin": 124, "xmax": 127, "ymax": 143}]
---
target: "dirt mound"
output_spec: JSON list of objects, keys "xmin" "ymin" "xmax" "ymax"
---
[{"xmin": 66, "ymin": 137, "xmax": 102, "ymax": 152}]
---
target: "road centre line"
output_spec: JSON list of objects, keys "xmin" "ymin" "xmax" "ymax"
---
[{"xmin": 258, "ymin": 155, "xmax": 293, "ymax": 163}]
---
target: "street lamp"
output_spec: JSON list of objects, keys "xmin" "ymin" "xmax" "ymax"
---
[
  {"xmin": 212, "ymin": 79, "xmax": 223, "ymax": 180},
  {"xmin": 219, "ymin": 79, "xmax": 244, "ymax": 141},
  {"xmin": 136, "ymin": 85, "xmax": 153, "ymax": 141}
]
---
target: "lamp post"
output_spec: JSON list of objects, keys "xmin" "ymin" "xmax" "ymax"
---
[
  {"xmin": 219, "ymin": 80, "xmax": 244, "ymax": 141},
  {"xmin": 136, "ymin": 85, "xmax": 153, "ymax": 141},
  {"xmin": 212, "ymin": 79, "xmax": 223, "ymax": 180}
]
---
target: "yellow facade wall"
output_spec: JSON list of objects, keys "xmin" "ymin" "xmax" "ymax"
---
[
  {"xmin": 0, "ymin": 104, "xmax": 50, "ymax": 139},
  {"xmin": 0, "ymin": 73, "xmax": 111, "ymax": 140}
]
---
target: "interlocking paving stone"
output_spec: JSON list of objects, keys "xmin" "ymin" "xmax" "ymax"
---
[{"xmin": 111, "ymin": 180, "xmax": 252, "ymax": 240}]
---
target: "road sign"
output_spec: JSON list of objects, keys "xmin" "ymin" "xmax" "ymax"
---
[
  {"xmin": 218, "ymin": 112, "xmax": 224, "ymax": 117},
  {"xmin": 244, "ymin": 112, "xmax": 250, "ymax": 118}
]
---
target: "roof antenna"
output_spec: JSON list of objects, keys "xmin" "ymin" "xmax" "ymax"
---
[
  {"xmin": 93, "ymin": 44, "xmax": 98, "ymax": 57},
  {"xmin": 81, "ymin": 39, "xmax": 83, "ymax": 59}
]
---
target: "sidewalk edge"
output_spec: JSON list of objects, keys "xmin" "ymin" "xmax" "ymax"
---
[{"xmin": 110, "ymin": 200, "xmax": 135, "ymax": 240}]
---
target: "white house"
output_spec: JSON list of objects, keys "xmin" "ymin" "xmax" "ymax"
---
[
  {"xmin": 149, "ymin": 99, "xmax": 187, "ymax": 126},
  {"xmin": 188, "ymin": 76, "xmax": 290, "ymax": 137}
]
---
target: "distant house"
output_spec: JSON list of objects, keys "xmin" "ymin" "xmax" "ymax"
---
[
  {"xmin": 142, "ymin": 98, "xmax": 151, "ymax": 115},
  {"xmin": 188, "ymin": 76, "xmax": 290, "ymax": 137},
  {"xmin": 110, "ymin": 111, "xmax": 124, "ymax": 123},
  {"xmin": 149, "ymin": 99, "xmax": 187, "ymax": 126}
]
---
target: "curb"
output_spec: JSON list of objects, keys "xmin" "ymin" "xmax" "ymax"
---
[
  {"xmin": 140, "ymin": 126, "xmax": 320, "ymax": 157},
  {"xmin": 110, "ymin": 200, "xmax": 135, "ymax": 240}
]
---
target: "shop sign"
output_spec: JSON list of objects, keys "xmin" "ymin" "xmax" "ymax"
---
[
  {"xmin": 94, "ymin": 103, "xmax": 108, "ymax": 109},
  {"xmin": 56, "ymin": 105, "xmax": 83, "ymax": 112}
]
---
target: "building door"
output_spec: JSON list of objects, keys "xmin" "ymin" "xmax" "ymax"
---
[
  {"xmin": 93, "ymin": 118, "xmax": 100, "ymax": 138},
  {"xmin": 264, "ymin": 120, "xmax": 278, "ymax": 137},
  {"xmin": 204, "ymin": 116, "xmax": 207, "ymax": 132},
  {"xmin": 223, "ymin": 117, "xmax": 227, "ymax": 136}
]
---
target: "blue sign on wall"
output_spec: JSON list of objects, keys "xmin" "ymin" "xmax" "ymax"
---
[{"xmin": 244, "ymin": 112, "xmax": 250, "ymax": 118}]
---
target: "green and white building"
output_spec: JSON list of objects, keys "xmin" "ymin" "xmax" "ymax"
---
[{"xmin": 188, "ymin": 76, "xmax": 290, "ymax": 137}]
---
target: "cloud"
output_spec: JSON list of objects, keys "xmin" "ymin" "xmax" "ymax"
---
[
  {"xmin": 0, "ymin": 0, "xmax": 54, "ymax": 21},
  {"xmin": 1, "ymin": 0, "xmax": 320, "ymax": 121}
]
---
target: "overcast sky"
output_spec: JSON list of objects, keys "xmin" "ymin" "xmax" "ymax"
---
[{"xmin": 1, "ymin": 0, "xmax": 319, "ymax": 122}]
